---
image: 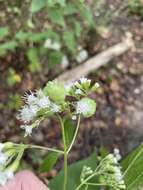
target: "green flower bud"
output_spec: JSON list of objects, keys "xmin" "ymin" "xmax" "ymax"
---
[
  {"xmin": 76, "ymin": 98, "xmax": 96, "ymax": 118},
  {"xmin": 43, "ymin": 81, "xmax": 66, "ymax": 103}
]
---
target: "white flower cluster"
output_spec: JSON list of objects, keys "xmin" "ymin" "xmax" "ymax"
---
[
  {"xmin": 19, "ymin": 78, "xmax": 98, "ymax": 136},
  {"xmin": 0, "ymin": 143, "xmax": 14, "ymax": 186},
  {"xmin": 19, "ymin": 90, "xmax": 60, "ymax": 136},
  {"xmin": 100, "ymin": 154, "xmax": 126, "ymax": 190}
]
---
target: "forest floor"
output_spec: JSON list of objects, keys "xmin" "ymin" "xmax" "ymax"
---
[{"xmin": 0, "ymin": 0, "xmax": 143, "ymax": 178}]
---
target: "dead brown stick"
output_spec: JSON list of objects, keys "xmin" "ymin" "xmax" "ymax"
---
[{"xmin": 56, "ymin": 36, "xmax": 134, "ymax": 83}]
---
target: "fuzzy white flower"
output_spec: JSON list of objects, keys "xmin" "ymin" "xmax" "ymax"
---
[
  {"xmin": 21, "ymin": 125, "xmax": 33, "ymax": 137},
  {"xmin": 24, "ymin": 92, "xmax": 37, "ymax": 105},
  {"xmin": 19, "ymin": 105, "xmax": 38, "ymax": 123},
  {"xmin": 76, "ymin": 98, "xmax": 96, "ymax": 118},
  {"xmin": 37, "ymin": 96, "xmax": 50, "ymax": 108},
  {"xmin": 51, "ymin": 103, "xmax": 60, "ymax": 113},
  {"xmin": 76, "ymin": 49, "xmax": 88, "ymax": 63}
]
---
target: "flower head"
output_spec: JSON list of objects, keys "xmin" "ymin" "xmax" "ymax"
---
[
  {"xmin": 21, "ymin": 125, "xmax": 33, "ymax": 137},
  {"xmin": 76, "ymin": 98, "xmax": 96, "ymax": 118},
  {"xmin": 37, "ymin": 96, "xmax": 50, "ymax": 108}
]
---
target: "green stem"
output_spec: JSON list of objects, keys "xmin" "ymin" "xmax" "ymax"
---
[
  {"xmin": 84, "ymin": 182, "xmax": 106, "ymax": 186},
  {"xmin": 67, "ymin": 115, "xmax": 81, "ymax": 154},
  {"xmin": 13, "ymin": 143, "xmax": 64, "ymax": 154},
  {"xmin": 84, "ymin": 182, "xmax": 118, "ymax": 190},
  {"xmin": 75, "ymin": 172, "xmax": 99, "ymax": 190},
  {"xmin": 58, "ymin": 115, "xmax": 68, "ymax": 190}
]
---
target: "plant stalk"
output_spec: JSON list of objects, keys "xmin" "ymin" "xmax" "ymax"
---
[
  {"xmin": 58, "ymin": 115, "xmax": 68, "ymax": 190},
  {"xmin": 13, "ymin": 143, "xmax": 64, "ymax": 154},
  {"xmin": 67, "ymin": 115, "xmax": 81, "ymax": 154}
]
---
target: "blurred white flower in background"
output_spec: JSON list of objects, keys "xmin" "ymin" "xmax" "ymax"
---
[
  {"xmin": 76, "ymin": 49, "xmax": 88, "ymax": 63},
  {"xmin": 61, "ymin": 55, "xmax": 69, "ymax": 69},
  {"xmin": 44, "ymin": 38, "xmax": 61, "ymax": 50}
]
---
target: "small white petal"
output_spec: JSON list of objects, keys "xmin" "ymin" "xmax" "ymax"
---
[
  {"xmin": 27, "ymin": 94, "xmax": 37, "ymax": 105},
  {"xmin": 21, "ymin": 125, "xmax": 33, "ymax": 137},
  {"xmin": 37, "ymin": 97, "xmax": 50, "ymax": 108}
]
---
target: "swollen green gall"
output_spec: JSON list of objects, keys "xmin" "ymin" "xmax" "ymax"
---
[
  {"xmin": 43, "ymin": 81, "xmax": 66, "ymax": 103},
  {"xmin": 76, "ymin": 97, "xmax": 96, "ymax": 118}
]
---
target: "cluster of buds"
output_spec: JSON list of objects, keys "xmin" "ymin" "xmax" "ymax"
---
[
  {"xmin": 80, "ymin": 166, "xmax": 93, "ymax": 183},
  {"xmin": 99, "ymin": 154, "xmax": 126, "ymax": 190},
  {"xmin": 0, "ymin": 143, "xmax": 24, "ymax": 186},
  {"xmin": 18, "ymin": 78, "xmax": 99, "ymax": 137}
]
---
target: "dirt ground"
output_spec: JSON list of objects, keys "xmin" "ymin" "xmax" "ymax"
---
[{"xmin": 0, "ymin": 0, "xmax": 143, "ymax": 176}]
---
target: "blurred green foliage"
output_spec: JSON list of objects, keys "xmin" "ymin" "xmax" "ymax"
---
[
  {"xmin": 0, "ymin": 0, "xmax": 96, "ymax": 72},
  {"xmin": 128, "ymin": 0, "xmax": 143, "ymax": 17}
]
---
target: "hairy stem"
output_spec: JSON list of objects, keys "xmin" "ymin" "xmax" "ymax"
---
[
  {"xmin": 58, "ymin": 115, "xmax": 68, "ymax": 190},
  {"xmin": 67, "ymin": 115, "xmax": 81, "ymax": 154},
  {"xmin": 13, "ymin": 143, "xmax": 64, "ymax": 154}
]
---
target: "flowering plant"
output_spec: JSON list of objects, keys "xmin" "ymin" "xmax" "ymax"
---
[{"xmin": 0, "ymin": 78, "xmax": 143, "ymax": 190}]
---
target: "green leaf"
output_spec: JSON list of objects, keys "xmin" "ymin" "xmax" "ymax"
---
[
  {"xmin": 30, "ymin": 0, "xmax": 47, "ymax": 13},
  {"xmin": 0, "ymin": 41, "xmax": 17, "ymax": 51},
  {"xmin": 0, "ymin": 27, "xmax": 9, "ymax": 39},
  {"xmin": 80, "ymin": 6, "xmax": 94, "ymax": 28},
  {"xmin": 49, "ymin": 152, "xmax": 98, "ymax": 190},
  {"xmin": 48, "ymin": 51, "xmax": 63, "ymax": 68},
  {"xmin": 74, "ymin": 21, "xmax": 82, "ymax": 37},
  {"xmin": 122, "ymin": 144, "xmax": 143, "ymax": 190},
  {"xmin": 29, "ymin": 30, "xmax": 60, "ymax": 42},
  {"xmin": 15, "ymin": 31, "xmax": 32, "ymax": 42},
  {"xmin": 63, "ymin": 31, "xmax": 76, "ymax": 54},
  {"xmin": 64, "ymin": 3, "xmax": 77, "ymax": 15},
  {"xmin": 27, "ymin": 48, "xmax": 41, "ymax": 73},
  {"xmin": 47, "ymin": 0, "xmax": 65, "ymax": 7},
  {"xmin": 48, "ymin": 8, "xmax": 65, "ymax": 27},
  {"xmin": 64, "ymin": 117, "xmax": 75, "ymax": 149},
  {"xmin": 39, "ymin": 152, "xmax": 60, "ymax": 173}
]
